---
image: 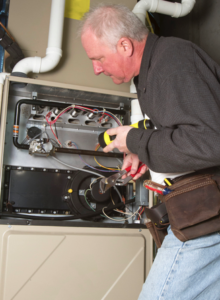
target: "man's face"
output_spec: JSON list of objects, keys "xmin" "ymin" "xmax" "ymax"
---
[{"xmin": 81, "ymin": 29, "xmax": 130, "ymax": 84}]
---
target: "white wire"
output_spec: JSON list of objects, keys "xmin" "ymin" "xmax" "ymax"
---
[
  {"xmin": 102, "ymin": 207, "xmax": 141, "ymax": 222},
  {"xmin": 23, "ymin": 132, "xmax": 42, "ymax": 144},
  {"xmin": 52, "ymin": 156, "xmax": 124, "ymax": 212},
  {"xmin": 90, "ymin": 177, "xmax": 103, "ymax": 190},
  {"xmin": 56, "ymin": 105, "xmax": 75, "ymax": 119},
  {"xmin": 114, "ymin": 209, "xmax": 133, "ymax": 216},
  {"xmin": 52, "ymin": 156, "xmax": 104, "ymax": 177},
  {"xmin": 52, "ymin": 157, "xmax": 123, "ymax": 203}
]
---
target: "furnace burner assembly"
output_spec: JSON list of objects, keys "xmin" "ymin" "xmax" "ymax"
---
[{"xmin": 13, "ymin": 99, "xmax": 124, "ymax": 158}]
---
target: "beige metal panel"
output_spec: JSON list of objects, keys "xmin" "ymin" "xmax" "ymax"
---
[
  {"xmin": 8, "ymin": 75, "xmax": 137, "ymax": 99},
  {"xmin": 7, "ymin": 0, "xmax": 138, "ymax": 94},
  {"xmin": 0, "ymin": 225, "xmax": 153, "ymax": 300}
]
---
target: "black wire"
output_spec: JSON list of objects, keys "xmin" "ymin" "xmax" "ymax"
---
[{"xmin": 54, "ymin": 122, "xmax": 58, "ymax": 138}]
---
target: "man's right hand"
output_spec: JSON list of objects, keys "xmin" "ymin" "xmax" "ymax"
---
[{"xmin": 121, "ymin": 153, "xmax": 148, "ymax": 181}]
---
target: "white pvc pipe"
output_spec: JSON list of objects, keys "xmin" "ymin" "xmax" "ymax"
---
[
  {"xmin": 132, "ymin": 0, "xmax": 196, "ymax": 24},
  {"xmin": 130, "ymin": 0, "xmax": 196, "ymax": 91},
  {"xmin": 12, "ymin": 0, "xmax": 65, "ymax": 75}
]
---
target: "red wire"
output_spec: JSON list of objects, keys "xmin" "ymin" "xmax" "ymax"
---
[
  {"xmin": 138, "ymin": 206, "xmax": 145, "ymax": 220},
  {"xmin": 143, "ymin": 184, "xmax": 163, "ymax": 195},
  {"xmin": 99, "ymin": 111, "xmax": 105, "ymax": 123},
  {"xmin": 46, "ymin": 106, "xmax": 122, "ymax": 148}
]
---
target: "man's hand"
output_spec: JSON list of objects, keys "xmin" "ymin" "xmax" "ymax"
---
[
  {"xmin": 103, "ymin": 126, "xmax": 132, "ymax": 153},
  {"xmin": 122, "ymin": 153, "xmax": 148, "ymax": 181}
]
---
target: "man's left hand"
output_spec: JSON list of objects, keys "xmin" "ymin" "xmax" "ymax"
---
[{"xmin": 103, "ymin": 126, "xmax": 132, "ymax": 153}]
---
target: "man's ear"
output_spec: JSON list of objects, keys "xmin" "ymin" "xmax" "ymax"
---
[{"xmin": 117, "ymin": 38, "xmax": 134, "ymax": 57}]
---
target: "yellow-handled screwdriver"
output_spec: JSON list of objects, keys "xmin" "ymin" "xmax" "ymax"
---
[{"xmin": 98, "ymin": 119, "xmax": 153, "ymax": 148}]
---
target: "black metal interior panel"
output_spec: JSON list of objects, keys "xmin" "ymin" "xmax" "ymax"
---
[{"xmin": 8, "ymin": 169, "xmax": 70, "ymax": 211}]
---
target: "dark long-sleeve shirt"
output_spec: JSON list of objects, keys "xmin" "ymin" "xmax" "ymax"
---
[{"xmin": 127, "ymin": 33, "xmax": 220, "ymax": 173}]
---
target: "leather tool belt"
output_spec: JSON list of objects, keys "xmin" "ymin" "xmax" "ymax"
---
[{"xmin": 145, "ymin": 167, "xmax": 220, "ymax": 246}]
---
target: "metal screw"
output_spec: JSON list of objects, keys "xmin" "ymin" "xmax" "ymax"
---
[
  {"xmin": 55, "ymin": 169, "xmax": 58, "ymax": 172},
  {"xmin": 64, "ymin": 196, "xmax": 68, "ymax": 199},
  {"xmin": 32, "ymin": 92, "xmax": 38, "ymax": 99},
  {"xmin": 54, "ymin": 108, "xmax": 59, "ymax": 115},
  {"xmin": 67, "ymin": 176, "xmax": 71, "ymax": 179},
  {"xmin": 31, "ymin": 168, "xmax": 34, "ymax": 171},
  {"xmin": 43, "ymin": 169, "xmax": 46, "ymax": 171}
]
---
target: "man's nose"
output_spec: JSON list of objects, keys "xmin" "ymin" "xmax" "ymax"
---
[{"xmin": 92, "ymin": 61, "xmax": 104, "ymax": 75}]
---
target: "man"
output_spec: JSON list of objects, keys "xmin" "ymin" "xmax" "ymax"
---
[{"xmin": 80, "ymin": 4, "xmax": 220, "ymax": 300}]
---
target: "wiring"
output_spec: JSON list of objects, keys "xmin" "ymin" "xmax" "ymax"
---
[
  {"xmin": 146, "ymin": 12, "xmax": 154, "ymax": 34},
  {"xmin": 45, "ymin": 104, "xmax": 123, "ymax": 168},
  {"xmin": 67, "ymin": 141, "xmax": 118, "ymax": 173},
  {"xmin": 45, "ymin": 105, "xmax": 75, "ymax": 125},
  {"xmin": 22, "ymin": 132, "xmax": 42, "ymax": 145},
  {"xmin": 98, "ymin": 108, "xmax": 106, "ymax": 123},
  {"xmin": 84, "ymin": 189, "xmax": 96, "ymax": 212},
  {"xmin": 52, "ymin": 155, "xmax": 123, "ymax": 206},
  {"xmin": 49, "ymin": 123, "xmax": 62, "ymax": 147},
  {"xmin": 84, "ymin": 188, "xmax": 107, "ymax": 218},
  {"xmin": 94, "ymin": 144, "xmax": 120, "ymax": 171},
  {"xmin": 52, "ymin": 156, "xmax": 105, "ymax": 177},
  {"xmin": 90, "ymin": 177, "xmax": 103, "ymax": 190},
  {"xmin": 137, "ymin": 206, "xmax": 145, "ymax": 220},
  {"xmin": 85, "ymin": 183, "xmax": 139, "ymax": 221},
  {"xmin": 102, "ymin": 206, "xmax": 141, "ymax": 222},
  {"xmin": 98, "ymin": 110, "xmax": 122, "ymax": 126},
  {"xmin": 134, "ymin": 206, "xmax": 145, "ymax": 221},
  {"xmin": 46, "ymin": 105, "xmax": 122, "ymax": 127}
]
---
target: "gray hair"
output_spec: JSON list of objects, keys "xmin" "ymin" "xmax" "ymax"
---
[{"xmin": 79, "ymin": 3, "xmax": 149, "ymax": 50}]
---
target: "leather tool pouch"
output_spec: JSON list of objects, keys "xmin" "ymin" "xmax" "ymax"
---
[
  {"xmin": 145, "ymin": 203, "xmax": 169, "ymax": 248},
  {"xmin": 159, "ymin": 167, "xmax": 220, "ymax": 242},
  {"xmin": 146, "ymin": 221, "xmax": 168, "ymax": 248}
]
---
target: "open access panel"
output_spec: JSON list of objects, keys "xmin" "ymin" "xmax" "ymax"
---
[{"xmin": 0, "ymin": 76, "xmax": 153, "ymax": 300}]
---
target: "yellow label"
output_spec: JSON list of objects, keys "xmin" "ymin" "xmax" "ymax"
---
[{"xmin": 65, "ymin": 0, "xmax": 90, "ymax": 20}]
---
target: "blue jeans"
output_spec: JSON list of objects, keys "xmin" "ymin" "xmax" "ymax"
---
[{"xmin": 138, "ymin": 226, "xmax": 220, "ymax": 300}]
